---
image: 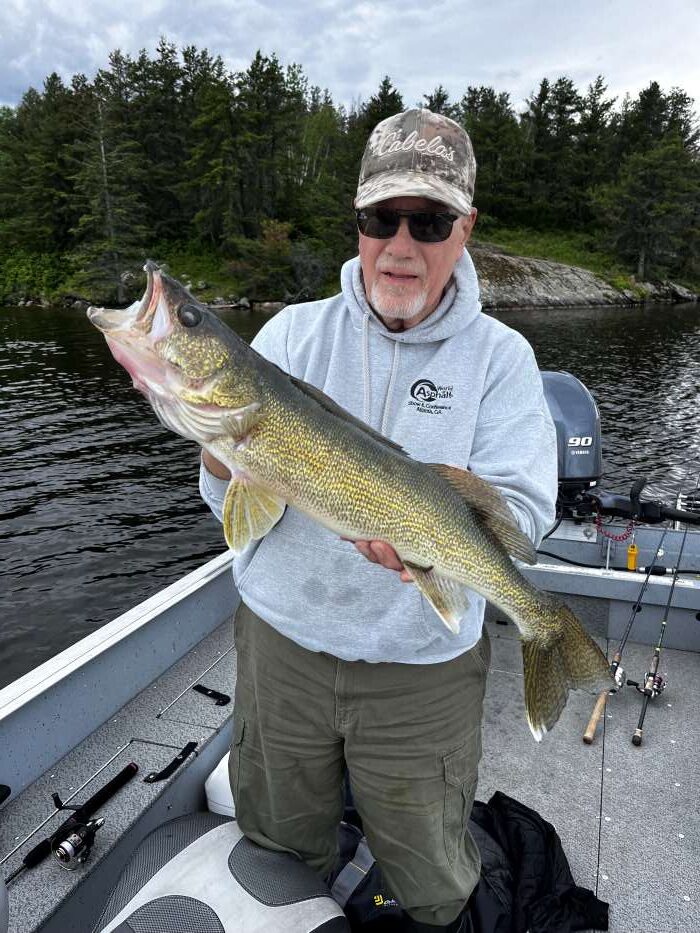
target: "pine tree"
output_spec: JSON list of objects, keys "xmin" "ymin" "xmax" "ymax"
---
[
  {"xmin": 0, "ymin": 75, "xmax": 80, "ymax": 254},
  {"xmin": 577, "ymin": 77, "xmax": 616, "ymax": 200},
  {"xmin": 68, "ymin": 68, "xmax": 150, "ymax": 302},
  {"xmin": 128, "ymin": 39, "xmax": 188, "ymax": 241},
  {"xmin": 457, "ymin": 86, "xmax": 524, "ymax": 222},
  {"xmin": 423, "ymin": 85, "xmax": 458, "ymax": 119},
  {"xmin": 591, "ymin": 136, "xmax": 700, "ymax": 280},
  {"xmin": 231, "ymin": 52, "xmax": 303, "ymax": 236},
  {"xmin": 179, "ymin": 47, "xmax": 238, "ymax": 245},
  {"xmin": 520, "ymin": 77, "xmax": 583, "ymax": 226}
]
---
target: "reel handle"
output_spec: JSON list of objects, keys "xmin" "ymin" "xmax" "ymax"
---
[{"xmin": 583, "ymin": 691, "xmax": 608, "ymax": 744}]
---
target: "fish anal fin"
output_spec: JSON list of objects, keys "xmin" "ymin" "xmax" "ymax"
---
[
  {"xmin": 404, "ymin": 561, "xmax": 470, "ymax": 634},
  {"xmin": 429, "ymin": 464, "xmax": 536, "ymax": 565},
  {"xmin": 222, "ymin": 475, "xmax": 285, "ymax": 553}
]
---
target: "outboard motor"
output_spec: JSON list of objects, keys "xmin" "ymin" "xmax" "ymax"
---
[
  {"xmin": 94, "ymin": 814, "xmax": 349, "ymax": 933},
  {"xmin": 541, "ymin": 371, "xmax": 603, "ymax": 519}
]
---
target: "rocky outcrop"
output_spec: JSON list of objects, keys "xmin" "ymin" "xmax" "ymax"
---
[{"xmin": 470, "ymin": 244, "xmax": 698, "ymax": 310}]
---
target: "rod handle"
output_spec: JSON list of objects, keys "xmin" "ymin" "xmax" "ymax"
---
[{"xmin": 583, "ymin": 691, "xmax": 608, "ymax": 744}]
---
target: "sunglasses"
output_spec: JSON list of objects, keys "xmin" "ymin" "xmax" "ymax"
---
[{"xmin": 356, "ymin": 207, "xmax": 458, "ymax": 243}]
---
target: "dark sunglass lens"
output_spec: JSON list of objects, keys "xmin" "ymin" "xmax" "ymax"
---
[
  {"xmin": 356, "ymin": 208, "xmax": 456, "ymax": 241},
  {"xmin": 357, "ymin": 208, "xmax": 400, "ymax": 239},
  {"xmin": 409, "ymin": 212, "xmax": 455, "ymax": 243}
]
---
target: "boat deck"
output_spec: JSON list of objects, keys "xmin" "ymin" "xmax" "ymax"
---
[
  {"xmin": 479, "ymin": 610, "xmax": 700, "ymax": 932},
  {"xmin": 2, "ymin": 601, "xmax": 698, "ymax": 932}
]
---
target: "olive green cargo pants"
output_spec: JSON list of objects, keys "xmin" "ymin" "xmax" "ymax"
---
[{"xmin": 229, "ymin": 601, "xmax": 490, "ymax": 926}]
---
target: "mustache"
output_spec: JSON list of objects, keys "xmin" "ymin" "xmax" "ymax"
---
[{"xmin": 375, "ymin": 259, "xmax": 425, "ymax": 276}]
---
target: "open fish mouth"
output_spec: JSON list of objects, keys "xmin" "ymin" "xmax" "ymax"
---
[
  {"xmin": 87, "ymin": 261, "xmax": 172, "ymax": 393},
  {"xmin": 87, "ymin": 261, "xmax": 225, "ymax": 444},
  {"xmin": 87, "ymin": 260, "xmax": 162, "ymax": 336}
]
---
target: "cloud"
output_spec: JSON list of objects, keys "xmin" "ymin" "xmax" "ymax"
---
[{"xmin": 0, "ymin": 0, "xmax": 697, "ymax": 113}]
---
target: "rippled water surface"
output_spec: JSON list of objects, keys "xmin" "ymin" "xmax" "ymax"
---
[{"xmin": 2, "ymin": 301, "xmax": 699, "ymax": 687}]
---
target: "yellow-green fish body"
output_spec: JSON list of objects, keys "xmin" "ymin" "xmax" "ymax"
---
[{"xmin": 89, "ymin": 262, "xmax": 612, "ymax": 740}]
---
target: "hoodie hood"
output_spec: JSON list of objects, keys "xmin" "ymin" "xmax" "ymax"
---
[{"xmin": 341, "ymin": 248, "xmax": 482, "ymax": 344}]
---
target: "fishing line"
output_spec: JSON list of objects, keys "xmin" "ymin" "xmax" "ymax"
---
[
  {"xmin": 155, "ymin": 643, "xmax": 235, "ymax": 718},
  {"xmin": 629, "ymin": 472, "xmax": 699, "ymax": 746},
  {"xmin": 605, "ymin": 472, "xmax": 688, "ymax": 678},
  {"xmin": 582, "ymin": 472, "xmax": 691, "ymax": 745},
  {"xmin": 612, "ymin": 527, "xmax": 670, "ymax": 672}
]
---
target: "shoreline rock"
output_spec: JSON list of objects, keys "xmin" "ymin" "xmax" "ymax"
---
[
  {"xmin": 470, "ymin": 245, "xmax": 698, "ymax": 310},
  {"xmin": 4, "ymin": 247, "xmax": 698, "ymax": 311}
]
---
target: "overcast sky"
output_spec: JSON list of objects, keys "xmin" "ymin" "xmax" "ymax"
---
[{"xmin": 1, "ymin": 0, "xmax": 698, "ymax": 115}]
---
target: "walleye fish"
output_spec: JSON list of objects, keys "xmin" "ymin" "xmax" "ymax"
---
[{"xmin": 88, "ymin": 261, "xmax": 612, "ymax": 740}]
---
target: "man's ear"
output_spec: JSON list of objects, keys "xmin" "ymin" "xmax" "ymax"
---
[{"xmin": 461, "ymin": 209, "xmax": 477, "ymax": 245}]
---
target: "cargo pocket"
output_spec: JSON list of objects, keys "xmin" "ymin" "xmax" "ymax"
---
[
  {"xmin": 229, "ymin": 717, "xmax": 245, "ymax": 804},
  {"xmin": 443, "ymin": 744, "xmax": 477, "ymax": 864}
]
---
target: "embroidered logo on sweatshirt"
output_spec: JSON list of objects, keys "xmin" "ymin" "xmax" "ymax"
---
[{"xmin": 409, "ymin": 379, "xmax": 454, "ymax": 415}]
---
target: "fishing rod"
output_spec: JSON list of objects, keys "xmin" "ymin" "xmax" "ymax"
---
[
  {"xmin": 582, "ymin": 521, "xmax": 673, "ymax": 745},
  {"xmin": 628, "ymin": 478, "xmax": 697, "ymax": 747},
  {"xmin": 3, "ymin": 761, "xmax": 138, "ymax": 884}
]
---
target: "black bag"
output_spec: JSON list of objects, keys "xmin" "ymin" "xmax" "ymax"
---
[
  {"xmin": 329, "ymin": 793, "xmax": 607, "ymax": 933},
  {"xmin": 328, "ymin": 821, "xmax": 405, "ymax": 931}
]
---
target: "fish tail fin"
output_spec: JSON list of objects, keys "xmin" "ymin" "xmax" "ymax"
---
[{"xmin": 522, "ymin": 605, "xmax": 612, "ymax": 742}]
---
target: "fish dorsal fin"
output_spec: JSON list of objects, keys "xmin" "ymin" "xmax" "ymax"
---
[
  {"xmin": 404, "ymin": 562, "xmax": 471, "ymax": 634},
  {"xmin": 222, "ymin": 474, "xmax": 286, "ymax": 553},
  {"xmin": 286, "ymin": 371, "xmax": 407, "ymax": 455},
  {"xmin": 429, "ymin": 464, "xmax": 537, "ymax": 565}
]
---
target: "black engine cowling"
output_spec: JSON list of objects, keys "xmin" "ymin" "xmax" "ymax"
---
[{"xmin": 541, "ymin": 371, "xmax": 603, "ymax": 516}]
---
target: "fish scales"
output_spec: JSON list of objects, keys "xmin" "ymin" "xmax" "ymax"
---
[
  {"xmin": 226, "ymin": 375, "xmax": 546, "ymax": 625},
  {"xmin": 88, "ymin": 261, "xmax": 613, "ymax": 740}
]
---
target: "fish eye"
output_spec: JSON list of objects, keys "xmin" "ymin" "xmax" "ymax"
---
[{"xmin": 178, "ymin": 303, "xmax": 202, "ymax": 327}]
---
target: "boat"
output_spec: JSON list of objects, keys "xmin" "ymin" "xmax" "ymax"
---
[{"xmin": 1, "ymin": 373, "xmax": 699, "ymax": 932}]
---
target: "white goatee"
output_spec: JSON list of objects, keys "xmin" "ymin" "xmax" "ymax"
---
[{"xmin": 369, "ymin": 279, "xmax": 429, "ymax": 321}]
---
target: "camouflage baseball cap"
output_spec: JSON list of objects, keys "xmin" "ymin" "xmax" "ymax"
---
[{"xmin": 355, "ymin": 108, "xmax": 476, "ymax": 215}]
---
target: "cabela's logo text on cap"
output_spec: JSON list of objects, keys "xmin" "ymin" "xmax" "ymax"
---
[{"xmin": 377, "ymin": 130, "xmax": 456, "ymax": 163}]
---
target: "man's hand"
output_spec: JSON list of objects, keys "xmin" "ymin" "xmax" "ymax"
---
[
  {"xmin": 344, "ymin": 539, "xmax": 413, "ymax": 582},
  {"xmin": 201, "ymin": 450, "xmax": 231, "ymax": 480}
]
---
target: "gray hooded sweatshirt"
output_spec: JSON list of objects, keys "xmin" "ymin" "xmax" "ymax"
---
[{"xmin": 200, "ymin": 250, "xmax": 557, "ymax": 664}]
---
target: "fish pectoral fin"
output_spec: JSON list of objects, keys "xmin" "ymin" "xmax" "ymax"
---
[
  {"xmin": 221, "ymin": 403, "xmax": 262, "ymax": 442},
  {"xmin": 403, "ymin": 562, "xmax": 470, "ymax": 634},
  {"xmin": 222, "ymin": 475, "xmax": 285, "ymax": 553},
  {"xmin": 428, "ymin": 464, "xmax": 536, "ymax": 565}
]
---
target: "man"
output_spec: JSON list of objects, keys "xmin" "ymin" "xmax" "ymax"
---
[{"xmin": 200, "ymin": 108, "xmax": 557, "ymax": 931}]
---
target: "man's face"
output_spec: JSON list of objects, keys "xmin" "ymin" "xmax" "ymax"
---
[{"xmin": 358, "ymin": 196, "xmax": 476, "ymax": 329}]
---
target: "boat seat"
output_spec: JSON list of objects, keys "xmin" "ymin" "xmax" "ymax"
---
[
  {"xmin": 204, "ymin": 750, "xmax": 235, "ymax": 818},
  {"xmin": 93, "ymin": 812, "xmax": 349, "ymax": 932}
]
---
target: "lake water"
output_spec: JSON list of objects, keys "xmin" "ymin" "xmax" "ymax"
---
[{"xmin": 2, "ymin": 301, "xmax": 699, "ymax": 688}]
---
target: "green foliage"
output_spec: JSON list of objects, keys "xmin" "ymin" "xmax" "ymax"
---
[
  {"xmin": 591, "ymin": 136, "xmax": 700, "ymax": 279},
  {"xmin": 0, "ymin": 45, "xmax": 697, "ymax": 303},
  {"xmin": 227, "ymin": 220, "xmax": 334, "ymax": 300},
  {"xmin": 67, "ymin": 75, "xmax": 151, "ymax": 303},
  {"xmin": 473, "ymin": 224, "xmax": 628, "ymax": 280},
  {"xmin": 0, "ymin": 250, "xmax": 73, "ymax": 302},
  {"xmin": 227, "ymin": 219, "xmax": 297, "ymax": 299}
]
